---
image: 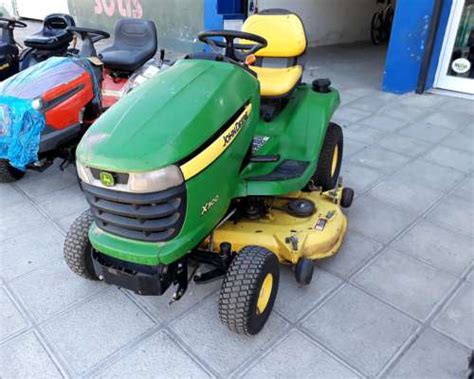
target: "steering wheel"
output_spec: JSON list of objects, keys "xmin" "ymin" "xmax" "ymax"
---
[
  {"xmin": 67, "ymin": 26, "xmax": 110, "ymax": 43},
  {"xmin": 0, "ymin": 17, "xmax": 27, "ymax": 29},
  {"xmin": 198, "ymin": 30, "xmax": 267, "ymax": 61}
]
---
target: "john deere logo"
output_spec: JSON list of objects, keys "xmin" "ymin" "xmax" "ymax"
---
[{"xmin": 100, "ymin": 172, "xmax": 115, "ymax": 187}]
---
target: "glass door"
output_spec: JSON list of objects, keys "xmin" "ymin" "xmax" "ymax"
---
[{"xmin": 435, "ymin": 0, "xmax": 474, "ymax": 94}]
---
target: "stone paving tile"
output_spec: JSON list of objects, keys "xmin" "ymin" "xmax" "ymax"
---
[
  {"xmin": 342, "ymin": 123, "xmax": 387, "ymax": 144},
  {"xmin": 170, "ymin": 294, "xmax": 289, "ymax": 377},
  {"xmin": 0, "ymin": 184, "xmax": 25, "ymax": 211},
  {"xmin": 15, "ymin": 165, "xmax": 77, "ymax": 200},
  {"xmin": 391, "ymin": 159, "xmax": 465, "ymax": 191},
  {"xmin": 302, "ymin": 285, "xmax": 419, "ymax": 376},
  {"xmin": 347, "ymin": 95, "xmax": 391, "ymax": 113},
  {"xmin": 94, "ymin": 329, "xmax": 211, "ymax": 379},
  {"xmin": 318, "ymin": 232, "xmax": 383, "ymax": 279},
  {"xmin": 133, "ymin": 277, "xmax": 221, "ymax": 323},
  {"xmin": 387, "ymin": 328, "xmax": 471, "ymax": 378},
  {"xmin": 353, "ymin": 248, "xmax": 457, "ymax": 321},
  {"xmin": 274, "ymin": 266, "xmax": 342, "ymax": 322},
  {"xmin": 467, "ymin": 269, "xmax": 474, "ymax": 282},
  {"xmin": 397, "ymin": 123, "xmax": 453, "ymax": 144},
  {"xmin": 391, "ymin": 220, "xmax": 474, "ymax": 276},
  {"xmin": 0, "ymin": 202, "xmax": 49, "ymax": 241},
  {"xmin": 398, "ymin": 94, "xmax": 446, "ymax": 109},
  {"xmin": 346, "ymin": 195, "xmax": 417, "ymax": 244},
  {"xmin": 9, "ymin": 260, "xmax": 106, "ymax": 323},
  {"xmin": 341, "ymin": 162, "xmax": 386, "ymax": 195},
  {"xmin": 343, "ymin": 138, "xmax": 368, "ymax": 158},
  {"xmin": 378, "ymin": 104, "xmax": 428, "ymax": 123},
  {"xmin": 459, "ymin": 122, "xmax": 474, "ymax": 137},
  {"xmin": 440, "ymin": 97, "xmax": 474, "ymax": 116},
  {"xmin": 332, "ymin": 107, "xmax": 372, "ymax": 125},
  {"xmin": 0, "ymin": 331, "xmax": 63, "ymax": 378},
  {"xmin": 241, "ymin": 330, "xmax": 360, "ymax": 378},
  {"xmin": 358, "ymin": 114, "xmax": 407, "ymax": 132},
  {"xmin": 423, "ymin": 145, "xmax": 474, "ymax": 173},
  {"xmin": 350, "ymin": 145, "xmax": 410, "ymax": 173},
  {"xmin": 35, "ymin": 186, "xmax": 88, "ymax": 221},
  {"xmin": 41, "ymin": 289, "xmax": 156, "ymax": 375},
  {"xmin": 368, "ymin": 176, "xmax": 442, "ymax": 214},
  {"xmin": 441, "ymin": 130, "xmax": 474, "ymax": 154},
  {"xmin": 0, "ymin": 223, "xmax": 64, "ymax": 281},
  {"xmin": 418, "ymin": 110, "xmax": 473, "ymax": 130},
  {"xmin": 426, "ymin": 197, "xmax": 474, "ymax": 237},
  {"xmin": 56, "ymin": 210, "xmax": 84, "ymax": 233},
  {"xmin": 0, "ymin": 287, "xmax": 29, "ymax": 341},
  {"xmin": 432, "ymin": 282, "xmax": 474, "ymax": 348},
  {"xmin": 376, "ymin": 133, "xmax": 433, "ymax": 157}
]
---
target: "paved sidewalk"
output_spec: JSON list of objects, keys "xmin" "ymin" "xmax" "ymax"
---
[{"xmin": 0, "ymin": 25, "xmax": 473, "ymax": 378}]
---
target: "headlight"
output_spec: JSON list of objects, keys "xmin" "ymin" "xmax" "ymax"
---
[
  {"xmin": 76, "ymin": 160, "xmax": 92, "ymax": 183},
  {"xmin": 128, "ymin": 166, "xmax": 183, "ymax": 193},
  {"xmin": 31, "ymin": 97, "xmax": 43, "ymax": 110},
  {"xmin": 77, "ymin": 161, "xmax": 184, "ymax": 193}
]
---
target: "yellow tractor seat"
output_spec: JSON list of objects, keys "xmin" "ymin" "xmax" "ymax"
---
[
  {"xmin": 242, "ymin": 9, "xmax": 307, "ymax": 98},
  {"xmin": 250, "ymin": 65, "xmax": 303, "ymax": 97}
]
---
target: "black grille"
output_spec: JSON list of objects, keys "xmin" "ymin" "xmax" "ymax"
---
[{"xmin": 82, "ymin": 182, "xmax": 186, "ymax": 242}]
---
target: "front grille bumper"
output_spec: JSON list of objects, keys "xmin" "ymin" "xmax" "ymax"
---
[
  {"xmin": 82, "ymin": 182, "xmax": 186, "ymax": 243},
  {"xmin": 92, "ymin": 251, "xmax": 174, "ymax": 296}
]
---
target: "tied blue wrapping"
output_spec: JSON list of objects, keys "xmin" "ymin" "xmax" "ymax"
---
[{"xmin": 0, "ymin": 97, "xmax": 45, "ymax": 170}]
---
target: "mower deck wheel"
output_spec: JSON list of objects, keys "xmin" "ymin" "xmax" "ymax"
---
[
  {"xmin": 218, "ymin": 246, "xmax": 279, "ymax": 335},
  {"xmin": 295, "ymin": 258, "xmax": 314, "ymax": 286},
  {"xmin": 0, "ymin": 159, "xmax": 25, "ymax": 183},
  {"xmin": 341, "ymin": 187, "xmax": 355, "ymax": 208},
  {"xmin": 312, "ymin": 123, "xmax": 343, "ymax": 191},
  {"xmin": 64, "ymin": 210, "xmax": 98, "ymax": 280}
]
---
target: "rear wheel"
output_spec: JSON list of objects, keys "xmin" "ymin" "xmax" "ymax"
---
[
  {"xmin": 64, "ymin": 210, "xmax": 98, "ymax": 280},
  {"xmin": 312, "ymin": 123, "xmax": 343, "ymax": 191},
  {"xmin": 0, "ymin": 159, "xmax": 25, "ymax": 183},
  {"xmin": 371, "ymin": 12, "xmax": 384, "ymax": 45},
  {"xmin": 219, "ymin": 246, "xmax": 279, "ymax": 335}
]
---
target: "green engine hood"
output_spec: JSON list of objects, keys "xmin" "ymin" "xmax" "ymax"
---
[{"xmin": 77, "ymin": 59, "xmax": 258, "ymax": 172}]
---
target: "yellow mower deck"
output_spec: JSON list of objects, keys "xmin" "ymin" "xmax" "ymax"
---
[{"xmin": 209, "ymin": 189, "xmax": 348, "ymax": 264}]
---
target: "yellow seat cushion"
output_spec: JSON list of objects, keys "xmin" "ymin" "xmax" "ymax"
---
[{"xmin": 250, "ymin": 65, "xmax": 303, "ymax": 97}]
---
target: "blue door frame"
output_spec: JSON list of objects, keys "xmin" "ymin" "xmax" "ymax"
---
[{"xmin": 383, "ymin": 0, "xmax": 454, "ymax": 93}]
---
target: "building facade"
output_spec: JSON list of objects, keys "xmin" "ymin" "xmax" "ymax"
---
[{"xmin": 1, "ymin": 0, "xmax": 472, "ymax": 96}]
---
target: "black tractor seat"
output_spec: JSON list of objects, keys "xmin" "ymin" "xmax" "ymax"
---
[
  {"xmin": 99, "ymin": 18, "xmax": 157, "ymax": 72},
  {"xmin": 24, "ymin": 13, "xmax": 75, "ymax": 50}
]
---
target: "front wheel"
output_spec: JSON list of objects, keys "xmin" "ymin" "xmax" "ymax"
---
[
  {"xmin": 312, "ymin": 123, "xmax": 343, "ymax": 191},
  {"xmin": 64, "ymin": 210, "xmax": 98, "ymax": 280},
  {"xmin": 219, "ymin": 246, "xmax": 279, "ymax": 335},
  {"xmin": 0, "ymin": 159, "xmax": 25, "ymax": 183}
]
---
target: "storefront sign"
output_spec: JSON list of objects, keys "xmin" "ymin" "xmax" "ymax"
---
[{"xmin": 451, "ymin": 58, "xmax": 471, "ymax": 74}]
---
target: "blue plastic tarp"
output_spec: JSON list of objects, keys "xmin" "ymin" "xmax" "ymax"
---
[{"xmin": 0, "ymin": 97, "xmax": 45, "ymax": 170}]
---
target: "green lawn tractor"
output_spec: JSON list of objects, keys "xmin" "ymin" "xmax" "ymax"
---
[{"xmin": 64, "ymin": 9, "xmax": 354, "ymax": 335}]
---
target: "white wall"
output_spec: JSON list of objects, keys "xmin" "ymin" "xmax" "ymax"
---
[
  {"xmin": 256, "ymin": 0, "xmax": 378, "ymax": 46},
  {"xmin": 15, "ymin": 0, "xmax": 69, "ymax": 20},
  {"xmin": 0, "ymin": 0, "xmax": 16, "ymax": 17}
]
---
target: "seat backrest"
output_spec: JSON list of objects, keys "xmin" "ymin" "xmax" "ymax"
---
[
  {"xmin": 43, "ymin": 13, "xmax": 76, "ymax": 34},
  {"xmin": 242, "ymin": 9, "xmax": 307, "ymax": 58},
  {"xmin": 112, "ymin": 18, "xmax": 157, "ymax": 52}
]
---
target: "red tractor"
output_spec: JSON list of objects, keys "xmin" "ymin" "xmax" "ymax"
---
[{"xmin": 0, "ymin": 18, "xmax": 164, "ymax": 182}]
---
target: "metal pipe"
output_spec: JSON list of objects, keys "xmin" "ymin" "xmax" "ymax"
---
[{"xmin": 416, "ymin": 0, "xmax": 445, "ymax": 94}]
